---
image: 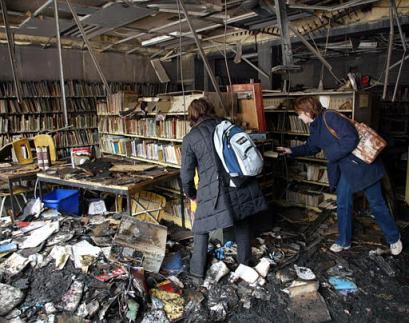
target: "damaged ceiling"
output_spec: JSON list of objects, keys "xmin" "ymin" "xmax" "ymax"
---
[{"xmin": 0, "ymin": 0, "xmax": 409, "ymax": 60}]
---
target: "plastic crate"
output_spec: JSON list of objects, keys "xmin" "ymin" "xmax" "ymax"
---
[{"xmin": 43, "ymin": 188, "xmax": 80, "ymax": 216}]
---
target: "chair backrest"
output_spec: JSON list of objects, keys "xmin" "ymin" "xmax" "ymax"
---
[
  {"xmin": 12, "ymin": 138, "xmax": 33, "ymax": 165},
  {"xmin": 34, "ymin": 134, "xmax": 57, "ymax": 162}
]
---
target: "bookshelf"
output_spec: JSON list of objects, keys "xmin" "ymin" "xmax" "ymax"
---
[
  {"xmin": 0, "ymin": 80, "xmax": 171, "ymax": 159},
  {"xmin": 264, "ymin": 90, "xmax": 372, "ymax": 209},
  {"xmin": 0, "ymin": 81, "xmax": 103, "ymax": 157},
  {"xmin": 99, "ymin": 90, "xmax": 234, "ymax": 168}
]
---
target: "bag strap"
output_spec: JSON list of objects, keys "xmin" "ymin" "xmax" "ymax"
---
[{"xmin": 323, "ymin": 110, "xmax": 354, "ymax": 140}]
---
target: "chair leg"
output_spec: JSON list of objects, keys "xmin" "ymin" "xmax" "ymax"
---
[
  {"xmin": 21, "ymin": 193, "xmax": 27, "ymax": 204},
  {"xmin": 0, "ymin": 197, "xmax": 6, "ymax": 218}
]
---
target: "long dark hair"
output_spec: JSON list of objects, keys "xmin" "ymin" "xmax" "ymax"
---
[{"xmin": 188, "ymin": 98, "xmax": 217, "ymax": 126}]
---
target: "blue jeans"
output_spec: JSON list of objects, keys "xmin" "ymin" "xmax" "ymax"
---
[{"xmin": 336, "ymin": 175, "xmax": 400, "ymax": 246}]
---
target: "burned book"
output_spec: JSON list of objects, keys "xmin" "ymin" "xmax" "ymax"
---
[{"xmin": 111, "ymin": 215, "xmax": 167, "ymax": 273}]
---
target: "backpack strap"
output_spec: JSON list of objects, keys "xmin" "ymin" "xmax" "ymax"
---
[{"xmin": 323, "ymin": 110, "xmax": 353, "ymax": 140}]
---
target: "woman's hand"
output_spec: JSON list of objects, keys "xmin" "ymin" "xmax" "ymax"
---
[{"xmin": 276, "ymin": 147, "xmax": 292, "ymax": 155}]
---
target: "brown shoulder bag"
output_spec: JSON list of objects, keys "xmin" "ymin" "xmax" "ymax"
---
[{"xmin": 323, "ymin": 111, "xmax": 387, "ymax": 164}]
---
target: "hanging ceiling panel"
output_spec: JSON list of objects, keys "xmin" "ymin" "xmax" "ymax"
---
[
  {"xmin": 80, "ymin": 3, "xmax": 156, "ymax": 28},
  {"xmin": 17, "ymin": 17, "xmax": 73, "ymax": 37}
]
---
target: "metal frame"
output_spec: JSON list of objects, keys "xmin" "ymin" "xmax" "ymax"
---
[
  {"xmin": 54, "ymin": 0, "xmax": 68, "ymax": 127},
  {"xmin": 0, "ymin": 0, "xmax": 23, "ymax": 102},
  {"xmin": 65, "ymin": 0, "xmax": 112, "ymax": 96},
  {"xmin": 178, "ymin": 0, "xmax": 224, "ymax": 110}
]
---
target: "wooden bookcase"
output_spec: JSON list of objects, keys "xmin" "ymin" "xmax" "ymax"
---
[
  {"xmin": 98, "ymin": 90, "xmax": 232, "ymax": 168},
  {"xmin": 263, "ymin": 90, "xmax": 372, "ymax": 209}
]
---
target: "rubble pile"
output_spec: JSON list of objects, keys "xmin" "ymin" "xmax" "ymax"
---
[{"xmin": 0, "ymin": 204, "xmax": 409, "ymax": 322}]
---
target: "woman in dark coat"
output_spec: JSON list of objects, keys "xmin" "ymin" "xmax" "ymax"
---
[
  {"xmin": 277, "ymin": 96, "xmax": 402, "ymax": 255},
  {"xmin": 181, "ymin": 98, "xmax": 268, "ymax": 278}
]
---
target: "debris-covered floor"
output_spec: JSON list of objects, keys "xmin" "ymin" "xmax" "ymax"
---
[{"xmin": 1, "ymin": 202, "xmax": 409, "ymax": 322}]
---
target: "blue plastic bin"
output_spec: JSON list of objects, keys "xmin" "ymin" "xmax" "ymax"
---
[{"xmin": 43, "ymin": 188, "xmax": 80, "ymax": 216}]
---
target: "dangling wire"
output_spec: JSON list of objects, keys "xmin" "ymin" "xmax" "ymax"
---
[
  {"xmin": 223, "ymin": 0, "xmax": 234, "ymax": 119},
  {"xmin": 176, "ymin": 0, "xmax": 186, "ymax": 115}
]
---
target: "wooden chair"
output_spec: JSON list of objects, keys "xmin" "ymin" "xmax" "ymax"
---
[
  {"xmin": 33, "ymin": 134, "xmax": 57, "ymax": 162},
  {"xmin": 12, "ymin": 138, "xmax": 33, "ymax": 164},
  {"xmin": 0, "ymin": 186, "xmax": 29, "ymax": 218}
]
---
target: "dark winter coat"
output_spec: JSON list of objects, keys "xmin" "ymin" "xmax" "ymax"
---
[
  {"xmin": 291, "ymin": 110, "xmax": 385, "ymax": 193},
  {"xmin": 181, "ymin": 117, "xmax": 268, "ymax": 234}
]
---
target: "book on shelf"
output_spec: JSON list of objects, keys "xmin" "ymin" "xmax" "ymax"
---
[
  {"xmin": 71, "ymin": 115, "xmax": 97, "ymax": 128},
  {"xmin": 286, "ymin": 189, "xmax": 324, "ymax": 207},
  {"xmin": 107, "ymin": 91, "xmax": 139, "ymax": 115},
  {"xmin": 98, "ymin": 116, "xmax": 125, "ymax": 133},
  {"xmin": 0, "ymin": 135, "xmax": 9, "ymax": 147},
  {"xmin": 288, "ymin": 115, "xmax": 309, "ymax": 134},
  {"xmin": 54, "ymin": 129, "xmax": 98, "ymax": 148},
  {"xmin": 0, "ymin": 117, "xmax": 9, "ymax": 133},
  {"xmin": 101, "ymin": 135, "xmax": 182, "ymax": 165},
  {"xmin": 0, "ymin": 100, "xmax": 6, "ymax": 113},
  {"xmin": 306, "ymin": 164, "xmax": 329, "ymax": 183},
  {"xmin": 10, "ymin": 115, "xmax": 40, "ymax": 132},
  {"xmin": 126, "ymin": 118, "xmax": 157, "ymax": 137}
]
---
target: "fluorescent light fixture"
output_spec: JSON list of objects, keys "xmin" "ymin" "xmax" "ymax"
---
[{"xmin": 142, "ymin": 35, "xmax": 172, "ymax": 46}]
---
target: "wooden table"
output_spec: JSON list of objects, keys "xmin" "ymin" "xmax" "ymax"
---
[
  {"xmin": 0, "ymin": 164, "xmax": 39, "ymax": 223},
  {"xmin": 37, "ymin": 165, "xmax": 180, "ymax": 217}
]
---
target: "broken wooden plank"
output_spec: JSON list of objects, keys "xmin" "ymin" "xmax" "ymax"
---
[{"xmin": 109, "ymin": 164, "xmax": 157, "ymax": 173}]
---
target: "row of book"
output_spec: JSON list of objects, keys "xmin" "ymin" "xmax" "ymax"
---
[
  {"xmin": 286, "ymin": 189, "xmax": 324, "ymax": 207},
  {"xmin": 0, "ymin": 117, "xmax": 9, "ymax": 133},
  {"xmin": 0, "ymin": 81, "xmax": 105, "ymax": 97},
  {"xmin": 6, "ymin": 115, "xmax": 97, "ymax": 133},
  {"xmin": 101, "ymin": 135, "xmax": 181, "ymax": 165},
  {"xmin": 98, "ymin": 116, "xmax": 125, "ymax": 134},
  {"xmin": 3, "ymin": 97, "xmax": 98, "ymax": 114},
  {"xmin": 54, "ymin": 129, "xmax": 99, "ymax": 148},
  {"xmin": 288, "ymin": 115, "xmax": 310, "ymax": 134},
  {"xmin": 0, "ymin": 81, "xmax": 175, "ymax": 99},
  {"xmin": 306, "ymin": 164, "xmax": 329, "ymax": 183},
  {"xmin": 98, "ymin": 116, "xmax": 190, "ymax": 139},
  {"xmin": 71, "ymin": 115, "xmax": 98, "ymax": 128},
  {"xmin": 0, "ymin": 134, "xmax": 9, "ymax": 146}
]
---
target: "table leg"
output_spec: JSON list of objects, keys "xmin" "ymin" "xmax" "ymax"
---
[
  {"xmin": 38, "ymin": 180, "xmax": 43, "ymax": 199},
  {"xmin": 127, "ymin": 192, "xmax": 132, "ymax": 217},
  {"xmin": 177, "ymin": 177, "xmax": 185, "ymax": 228},
  {"xmin": 8, "ymin": 180, "xmax": 15, "ymax": 224}
]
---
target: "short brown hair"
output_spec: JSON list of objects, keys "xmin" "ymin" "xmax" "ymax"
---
[
  {"xmin": 293, "ymin": 96, "xmax": 323, "ymax": 119},
  {"xmin": 188, "ymin": 98, "xmax": 216, "ymax": 126}
]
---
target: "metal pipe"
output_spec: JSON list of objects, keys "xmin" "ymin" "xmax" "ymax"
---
[
  {"xmin": 392, "ymin": 51, "xmax": 405, "ymax": 102},
  {"xmin": 0, "ymin": 0, "xmax": 22, "ymax": 102},
  {"xmin": 383, "ymin": 5, "xmax": 394, "ymax": 100},
  {"xmin": 65, "ymin": 0, "xmax": 111, "ymax": 96},
  {"xmin": 289, "ymin": 25, "xmax": 342, "ymax": 84},
  {"xmin": 53, "ymin": 0, "xmax": 68, "ymax": 126},
  {"xmin": 178, "ymin": 0, "xmax": 224, "ymax": 110}
]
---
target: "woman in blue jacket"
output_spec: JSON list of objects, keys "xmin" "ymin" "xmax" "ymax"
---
[{"xmin": 277, "ymin": 96, "xmax": 402, "ymax": 255}]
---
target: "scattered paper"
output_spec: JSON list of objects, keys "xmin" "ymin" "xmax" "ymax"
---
[
  {"xmin": 72, "ymin": 240, "xmax": 101, "ymax": 273},
  {"xmin": 0, "ymin": 253, "xmax": 30, "ymax": 276},
  {"xmin": 19, "ymin": 221, "xmax": 59, "ymax": 249}
]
